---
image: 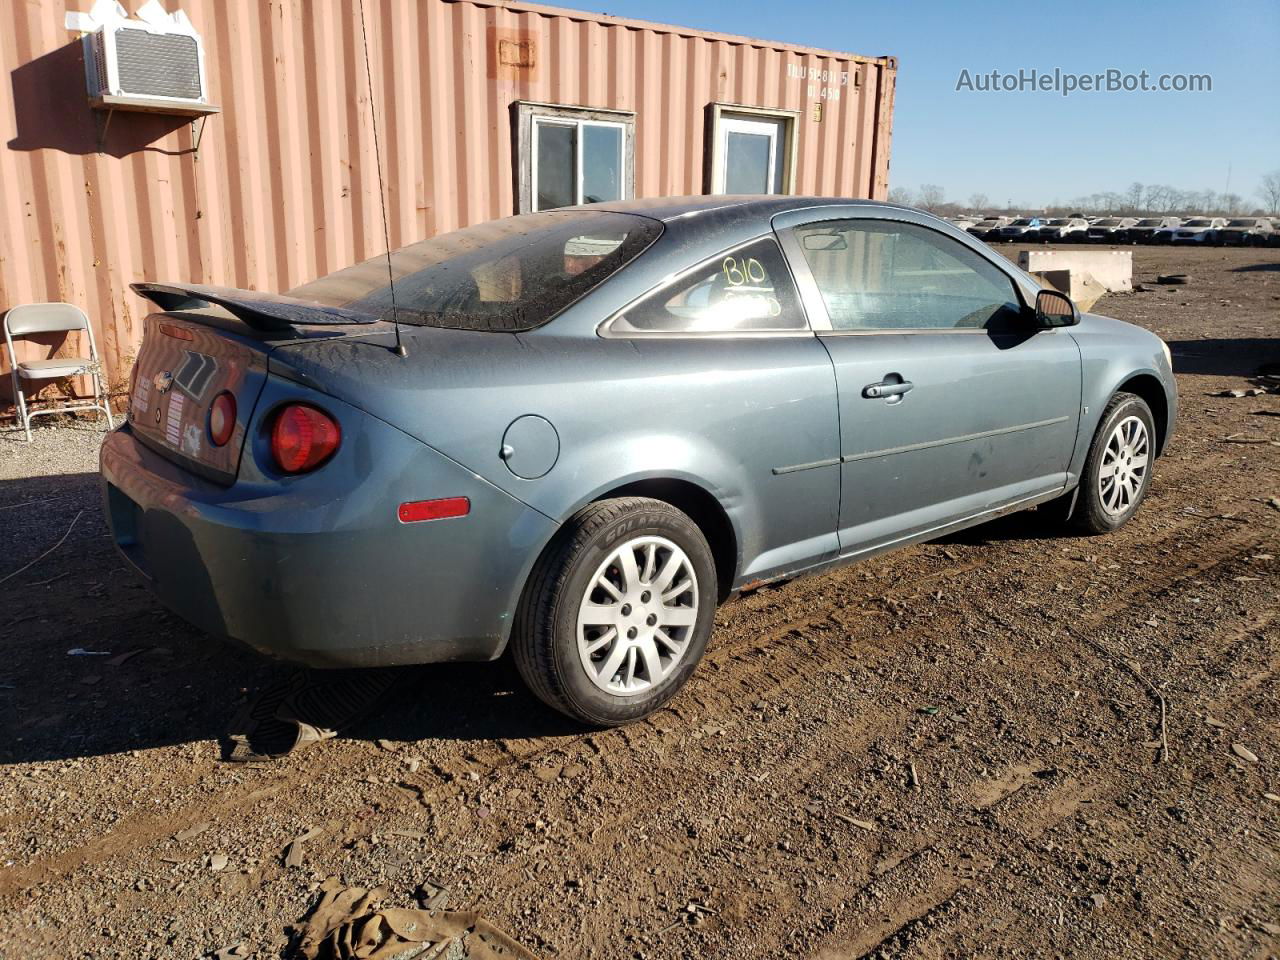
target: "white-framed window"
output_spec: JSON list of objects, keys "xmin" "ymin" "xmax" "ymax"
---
[
  {"xmin": 706, "ymin": 104, "xmax": 798, "ymax": 196},
  {"xmin": 515, "ymin": 102, "xmax": 635, "ymax": 213}
]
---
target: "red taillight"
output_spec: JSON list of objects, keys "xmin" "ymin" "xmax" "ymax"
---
[
  {"xmin": 398, "ymin": 497, "xmax": 471, "ymax": 523},
  {"xmin": 208, "ymin": 391, "xmax": 236, "ymax": 447},
  {"xmin": 271, "ymin": 404, "xmax": 341, "ymax": 473}
]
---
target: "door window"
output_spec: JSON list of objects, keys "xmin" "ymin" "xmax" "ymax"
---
[
  {"xmin": 793, "ymin": 220, "xmax": 1023, "ymax": 331},
  {"xmin": 608, "ymin": 237, "xmax": 805, "ymax": 335}
]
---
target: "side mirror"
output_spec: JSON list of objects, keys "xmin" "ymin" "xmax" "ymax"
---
[{"xmin": 1034, "ymin": 289, "xmax": 1080, "ymax": 328}]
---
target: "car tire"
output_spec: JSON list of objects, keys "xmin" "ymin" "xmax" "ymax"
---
[
  {"xmin": 1069, "ymin": 392, "xmax": 1157, "ymax": 535},
  {"xmin": 512, "ymin": 497, "xmax": 718, "ymax": 726}
]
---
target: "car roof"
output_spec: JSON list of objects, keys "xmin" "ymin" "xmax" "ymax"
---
[{"xmin": 579, "ymin": 194, "xmax": 898, "ymax": 225}]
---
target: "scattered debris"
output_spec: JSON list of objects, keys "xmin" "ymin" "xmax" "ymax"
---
[
  {"xmin": 908, "ymin": 762, "xmax": 921, "ymax": 790},
  {"xmin": 208, "ymin": 853, "xmax": 229, "ymax": 872},
  {"xmin": 1211, "ymin": 388, "xmax": 1267, "ymax": 398},
  {"xmin": 66, "ymin": 648, "xmax": 110, "ymax": 657},
  {"xmin": 415, "ymin": 879, "xmax": 451, "ymax": 910},
  {"xmin": 1081, "ymin": 636, "xmax": 1169, "ymax": 763},
  {"xmin": 294, "ymin": 880, "xmax": 541, "ymax": 959},
  {"xmin": 224, "ymin": 669, "xmax": 398, "ymax": 762},
  {"xmin": 1217, "ymin": 434, "xmax": 1280, "ymax": 446},
  {"xmin": 176, "ymin": 821, "xmax": 212, "ymax": 843},
  {"xmin": 213, "ymin": 944, "xmax": 249, "ymax": 960},
  {"xmin": 835, "ymin": 813, "xmax": 876, "ymax": 831},
  {"xmin": 284, "ymin": 827, "xmax": 324, "ymax": 869},
  {"xmin": 376, "ymin": 739, "xmax": 398, "ymax": 752},
  {"xmin": 1156, "ymin": 274, "xmax": 1188, "ymax": 285},
  {"xmin": 0, "ymin": 509, "xmax": 84, "ymax": 588},
  {"xmin": 1230, "ymin": 743, "xmax": 1259, "ymax": 764},
  {"xmin": 106, "ymin": 649, "xmax": 145, "ymax": 667}
]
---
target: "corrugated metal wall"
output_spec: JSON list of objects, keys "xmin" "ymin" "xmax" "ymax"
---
[{"xmin": 0, "ymin": 0, "xmax": 896, "ymax": 403}]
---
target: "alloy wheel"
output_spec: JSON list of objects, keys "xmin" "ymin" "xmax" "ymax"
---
[
  {"xmin": 1098, "ymin": 415, "xmax": 1149, "ymax": 516},
  {"xmin": 576, "ymin": 536, "xmax": 699, "ymax": 696}
]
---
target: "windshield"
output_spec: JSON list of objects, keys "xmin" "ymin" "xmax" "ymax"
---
[
  {"xmin": 1136, "ymin": 219, "xmax": 1163, "ymax": 226},
  {"xmin": 1185, "ymin": 219, "xmax": 1212, "ymax": 227},
  {"xmin": 1227, "ymin": 219, "xmax": 1257, "ymax": 227},
  {"xmin": 1046, "ymin": 219, "xmax": 1068, "ymax": 226},
  {"xmin": 289, "ymin": 211, "xmax": 662, "ymax": 331},
  {"xmin": 1095, "ymin": 219, "xmax": 1121, "ymax": 226},
  {"xmin": 1010, "ymin": 219, "xmax": 1032, "ymax": 226}
]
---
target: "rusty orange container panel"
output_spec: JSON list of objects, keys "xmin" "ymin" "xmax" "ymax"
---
[{"xmin": 0, "ymin": 0, "xmax": 896, "ymax": 399}]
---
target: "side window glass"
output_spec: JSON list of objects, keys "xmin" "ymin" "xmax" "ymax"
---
[
  {"xmin": 609, "ymin": 237, "xmax": 806, "ymax": 335},
  {"xmin": 793, "ymin": 220, "xmax": 1022, "ymax": 331}
]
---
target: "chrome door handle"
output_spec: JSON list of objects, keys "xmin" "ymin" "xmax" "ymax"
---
[{"xmin": 862, "ymin": 379, "xmax": 914, "ymax": 399}]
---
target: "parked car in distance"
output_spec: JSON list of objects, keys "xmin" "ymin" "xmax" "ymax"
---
[
  {"xmin": 1120, "ymin": 217, "xmax": 1181, "ymax": 244},
  {"xmin": 1169, "ymin": 217, "xmax": 1227, "ymax": 244},
  {"xmin": 991, "ymin": 217, "xmax": 1044, "ymax": 240},
  {"xmin": 1269, "ymin": 219, "xmax": 1280, "ymax": 247},
  {"xmin": 1213, "ymin": 217, "xmax": 1275, "ymax": 246},
  {"xmin": 1031, "ymin": 218, "xmax": 1089, "ymax": 242},
  {"xmin": 101, "ymin": 196, "xmax": 1177, "ymax": 726},
  {"xmin": 967, "ymin": 216, "xmax": 1011, "ymax": 240},
  {"xmin": 948, "ymin": 216, "xmax": 981, "ymax": 231},
  {"xmin": 1085, "ymin": 217, "xmax": 1139, "ymax": 243}
]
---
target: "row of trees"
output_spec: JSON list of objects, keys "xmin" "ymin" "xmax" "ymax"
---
[{"xmin": 889, "ymin": 171, "xmax": 1280, "ymax": 218}]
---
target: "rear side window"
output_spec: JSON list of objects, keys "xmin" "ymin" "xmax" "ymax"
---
[
  {"xmin": 289, "ymin": 211, "xmax": 661, "ymax": 332},
  {"xmin": 608, "ymin": 237, "xmax": 806, "ymax": 336},
  {"xmin": 793, "ymin": 219, "xmax": 1022, "ymax": 332}
]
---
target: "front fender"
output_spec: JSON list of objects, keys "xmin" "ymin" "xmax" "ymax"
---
[{"xmin": 1070, "ymin": 314, "xmax": 1177, "ymax": 478}]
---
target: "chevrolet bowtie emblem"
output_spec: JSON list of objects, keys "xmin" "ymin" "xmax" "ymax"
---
[{"xmin": 153, "ymin": 371, "xmax": 174, "ymax": 393}]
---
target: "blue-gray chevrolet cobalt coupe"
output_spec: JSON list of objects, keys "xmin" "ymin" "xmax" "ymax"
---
[{"xmin": 102, "ymin": 197, "xmax": 1176, "ymax": 725}]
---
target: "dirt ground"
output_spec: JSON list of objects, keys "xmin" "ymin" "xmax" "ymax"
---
[{"xmin": 1, "ymin": 245, "xmax": 1278, "ymax": 960}]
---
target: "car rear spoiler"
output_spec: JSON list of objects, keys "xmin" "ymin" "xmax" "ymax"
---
[{"xmin": 131, "ymin": 282, "xmax": 381, "ymax": 331}]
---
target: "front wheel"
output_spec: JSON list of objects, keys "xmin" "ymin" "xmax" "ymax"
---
[
  {"xmin": 1070, "ymin": 392, "xmax": 1157, "ymax": 534},
  {"xmin": 512, "ymin": 497, "xmax": 717, "ymax": 726}
]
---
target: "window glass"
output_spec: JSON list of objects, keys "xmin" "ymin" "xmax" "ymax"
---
[
  {"xmin": 794, "ymin": 219, "xmax": 1022, "ymax": 331},
  {"xmin": 610, "ymin": 237, "xmax": 805, "ymax": 335},
  {"xmin": 725, "ymin": 132, "xmax": 772, "ymax": 193},
  {"xmin": 289, "ymin": 211, "xmax": 661, "ymax": 333},
  {"xmin": 535, "ymin": 121, "xmax": 575, "ymax": 211},
  {"xmin": 582, "ymin": 124, "xmax": 622, "ymax": 203}
]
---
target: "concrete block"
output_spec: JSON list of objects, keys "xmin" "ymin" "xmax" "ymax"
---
[
  {"xmin": 1031, "ymin": 269, "xmax": 1107, "ymax": 312},
  {"xmin": 1018, "ymin": 249, "xmax": 1132, "ymax": 293}
]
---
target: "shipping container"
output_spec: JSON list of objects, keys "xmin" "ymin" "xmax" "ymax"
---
[{"xmin": 0, "ymin": 0, "xmax": 896, "ymax": 405}]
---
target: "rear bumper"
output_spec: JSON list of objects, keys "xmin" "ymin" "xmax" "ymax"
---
[{"xmin": 99, "ymin": 398, "xmax": 556, "ymax": 668}]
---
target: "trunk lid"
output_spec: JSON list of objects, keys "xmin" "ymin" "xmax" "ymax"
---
[
  {"xmin": 126, "ymin": 312, "xmax": 272, "ymax": 483},
  {"xmin": 127, "ymin": 283, "xmax": 386, "ymax": 483}
]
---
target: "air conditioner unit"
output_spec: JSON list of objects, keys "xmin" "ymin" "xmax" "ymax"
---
[
  {"xmin": 83, "ymin": 20, "xmax": 209, "ymax": 110},
  {"xmin": 71, "ymin": 0, "xmax": 213, "ymax": 117}
]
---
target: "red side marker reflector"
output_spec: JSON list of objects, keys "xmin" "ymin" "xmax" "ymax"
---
[{"xmin": 398, "ymin": 497, "xmax": 470, "ymax": 524}]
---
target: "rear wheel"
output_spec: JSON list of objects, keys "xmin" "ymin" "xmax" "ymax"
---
[
  {"xmin": 1070, "ymin": 392, "xmax": 1156, "ymax": 534},
  {"xmin": 512, "ymin": 497, "xmax": 717, "ymax": 726}
]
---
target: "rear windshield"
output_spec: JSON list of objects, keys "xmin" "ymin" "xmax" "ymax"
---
[
  {"xmin": 1227, "ymin": 219, "xmax": 1258, "ymax": 227},
  {"xmin": 289, "ymin": 211, "xmax": 662, "ymax": 331},
  {"xmin": 1136, "ymin": 219, "xmax": 1163, "ymax": 226},
  {"xmin": 1185, "ymin": 219, "xmax": 1213, "ymax": 226},
  {"xmin": 1094, "ymin": 219, "xmax": 1121, "ymax": 226}
]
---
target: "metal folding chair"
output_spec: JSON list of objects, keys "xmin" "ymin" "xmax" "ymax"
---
[{"xmin": 4, "ymin": 303, "xmax": 115, "ymax": 442}]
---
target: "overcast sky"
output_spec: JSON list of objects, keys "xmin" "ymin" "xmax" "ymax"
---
[{"xmin": 555, "ymin": 0, "xmax": 1280, "ymax": 208}]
